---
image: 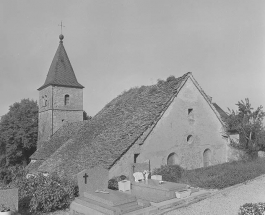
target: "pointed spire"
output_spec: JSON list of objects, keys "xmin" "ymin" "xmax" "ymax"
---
[{"xmin": 38, "ymin": 35, "xmax": 84, "ymax": 90}]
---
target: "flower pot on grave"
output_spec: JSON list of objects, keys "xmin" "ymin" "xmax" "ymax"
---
[{"xmin": 118, "ymin": 180, "xmax": 131, "ymax": 192}]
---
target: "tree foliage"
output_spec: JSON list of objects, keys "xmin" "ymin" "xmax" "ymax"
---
[
  {"xmin": 227, "ymin": 98, "xmax": 265, "ymax": 159},
  {"xmin": 0, "ymin": 99, "xmax": 38, "ymax": 167},
  {"xmin": 83, "ymin": 111, "xmax": 92, "ymax": 121}
]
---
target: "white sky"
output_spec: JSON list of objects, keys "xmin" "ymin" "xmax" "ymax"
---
[{"xmin": 0, "ymin": 0, "xmax": 264, "ymax": 117}]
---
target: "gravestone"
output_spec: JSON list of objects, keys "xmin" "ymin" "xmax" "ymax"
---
[
  {"xmin": 77, "ymin": 166, "xmax": 109, "ymax": 197},
  {"xmin": 0, "ymin": 188, "xmax": 18, "ymax": 212}
]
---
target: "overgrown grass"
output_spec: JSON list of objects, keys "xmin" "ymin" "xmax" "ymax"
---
[{"xmin": 153, "ymin": 158, "xmax": 265, "ymax": 189}]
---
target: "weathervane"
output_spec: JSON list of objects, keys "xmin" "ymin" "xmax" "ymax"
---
[{"xmin": 58, "ymin": 21, "xmax": 65, "ymax": 35}]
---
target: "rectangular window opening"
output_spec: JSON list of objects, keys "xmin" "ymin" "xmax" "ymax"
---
[
  {"xmin": 188, "ymin": 108, "xmax": 193, "ymax": 115},
  {"xmin": 134, "ymin": 153, "xmax": 140, "ymax": 163}
]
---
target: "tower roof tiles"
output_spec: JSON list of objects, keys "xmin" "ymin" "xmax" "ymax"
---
[{"xmin": 38, "ymin": 35, "xmax": 84, "ymax": 90}]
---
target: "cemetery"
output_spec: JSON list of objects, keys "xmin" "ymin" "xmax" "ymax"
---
[{"xmin": 70, "ymin": 163, "xmax": 211, "ymax": 215}]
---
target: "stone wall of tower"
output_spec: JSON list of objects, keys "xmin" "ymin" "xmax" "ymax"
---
[
  {"xmin": 53, "ymin": 110, "xmax": 83, "ymax": 135},
  {"xmin": 38, "ymin": 86, "xmax": 53, "ymax": 141},
  {"xmin": 38, "ymin": 110, "xmax": 53, "ymax": 142},
  {"xmin": 38, "ymin": 86, "xmax": 83, "ymax": 142},
  {"xmin": 52, "ymin": 86, "xmax": 83, "ymax": 133},
  {"xmin": 53, "ymin": 86, "xmax": 83, "ymax": 110}
]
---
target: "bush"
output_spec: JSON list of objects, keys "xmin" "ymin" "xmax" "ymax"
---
[
  {"xmin": 152, "ymin": 165, "xmax": 184, "ymax": 182},
  {"xmin": 0, "ymin": 166, "xmax": 78, "ymax": 213},
  {"xmin": 238, "ymin": 202, "xmax": 265, "ymax": 215},
  {"xmin": 180, "ymin": 158, "xmax": 265, "ymax": 189},
  {"xmin": 0, "ymin": 168, "xmax": 12, "ymax": 185},
  {"xmin": 151, "ymin": 158, "xmax": 265, "ymax": 190},
  {"xmin": 28, "ymin": 173, "xmax": 78, "ymax": 213},
  {"xmin": 108, "ymin": 175, "xmax": 127, "ymax": 190}
]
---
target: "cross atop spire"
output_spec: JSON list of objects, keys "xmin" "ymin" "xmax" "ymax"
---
[{"xmin": 58, "ymin": 21, "xmax": 65, "ymax": 34}]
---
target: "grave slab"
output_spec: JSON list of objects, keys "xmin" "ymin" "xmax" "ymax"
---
[
  {"xmin": 72, "ymin": 166, "xmax": 148, "ymax": 215},
  {"xmin": 131, "ymin": 179, "xmax": 188, "ymax": 203},
  {"xmin": 84, "ymin": 190, "xmax": 136, "ymax": 206}
]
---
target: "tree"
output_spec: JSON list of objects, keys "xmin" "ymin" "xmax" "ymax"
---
[
  {"xmin": 227, "ymin": 98, "xmax": 265, "ymax": 159},
  {"xmin": 0, "ymin": 99, "xmax": 38, "ymax": 167},
  {"xmin": 83, "ymin": 111, "xmax": 92, "ymax": 121}
]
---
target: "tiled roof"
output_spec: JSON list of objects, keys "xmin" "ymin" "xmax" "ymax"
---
[
  {"xmin": 26, "ymin": 160, "xmax": 45, "ymax": 174},
  {"xmin": 33, "ymin": 73, "xmax": 191, "ymax": 178},
  {"xmin": 38, "ymin": 37, "xmax": 84, "ymax": 90},
  {"xmin": 30, "ymin": 121, "xmax": 87, "ymax": 160}
]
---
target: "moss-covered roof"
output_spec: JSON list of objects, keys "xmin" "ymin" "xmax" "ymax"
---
[
  {"xmin": 26, "ymin": 160, "xmax": 44, "ymax": 174},
  {"xmin": 31, "ymin": 73, "xmax": 190, "ymax": 177},
  {"xmin": 31, "ymin": 121, "xmax": 87, "ymax": 160}
]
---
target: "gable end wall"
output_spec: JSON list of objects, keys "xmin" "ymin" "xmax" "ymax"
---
[{"xmin": 110, "ymin": 78, "xmax": 228, "ymax": 177}]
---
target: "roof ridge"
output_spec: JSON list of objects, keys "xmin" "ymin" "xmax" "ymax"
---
[{"xmin": 188, "ymin": 73, "xmax": 228, "ymax": 132}]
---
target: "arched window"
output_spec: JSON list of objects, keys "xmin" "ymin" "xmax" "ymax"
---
[
  {"xmin": 42, "ymin": 96, "xmax": 45, "ymax": 107},
  {"xmin": 64, "ymin": 95, "xmax": 70, "ymax": 105},
  {"xmin": 203, "ymin": 149, "xmax": 211, "ymax": 167},
  {"xmin": 44, "ymin": 95, "xmax": 48, "ymax": 106},
  {"xmin": 187, "ymin": 135, "xmax": 194, "ymax": 144},
  {"xmin": 167, "ymin": 153, "xmax": 179, "ymax": 165}
]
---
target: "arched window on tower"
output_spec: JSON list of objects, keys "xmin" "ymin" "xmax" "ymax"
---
[
  {"xmin": 42, "ymin": 96, "xmax": 45, "ymax": 107},
  {"xmin": 44, "ymin": 95, "xmax": 48, "ymax": 106},
  {"xmin": 64, "ymin": 94, "xmax": 70, "ymax": 105}
]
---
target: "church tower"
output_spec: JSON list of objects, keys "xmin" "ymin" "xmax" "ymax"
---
[{"xmin": 37, "ymin": 34, "xmax": 84, "ymax": 142}]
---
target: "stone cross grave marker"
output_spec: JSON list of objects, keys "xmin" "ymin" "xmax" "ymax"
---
[{"xmin": 77, "ymin": 166, "xmax": 109, "ymax": 197}]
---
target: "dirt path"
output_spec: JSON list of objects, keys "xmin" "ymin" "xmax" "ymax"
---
[{"xmin": 163, "ymin": 175, "xmax": 265, "ymax": 215}]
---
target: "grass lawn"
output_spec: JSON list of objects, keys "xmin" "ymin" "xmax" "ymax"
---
[{"xmin": 153, "ymin": 158, "xmax": 265, "ymax": 189}]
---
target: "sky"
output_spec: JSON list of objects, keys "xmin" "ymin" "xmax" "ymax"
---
[{"xmin": 0, "ymin": 0, "xmax": 264, "ymax": 117}]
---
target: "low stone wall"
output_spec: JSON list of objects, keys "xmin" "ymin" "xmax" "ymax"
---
[{"xmin": 0, "ymin": 188, "xmax": 18, "ymax": 211}]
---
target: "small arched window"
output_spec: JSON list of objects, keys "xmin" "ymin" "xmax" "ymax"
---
[
  {"xmin": 187, "ymin": 135, "xmax": 194, "ymax": 144},
  {"xmin": 42, "ymin": 96, "xmax": 45, "ymax": 107},
  {"xmin": 167, "ymin": 153, "xmax": 179, "ymax": 165},
  {"xmin": 44, "ymin": 95, "xmax": 48, "ymax": 106},
  {"xmin": 64, "ymin": 95, "xmax": 70, "ymax": 105},
  {"xmin": 203, "ymin": 149, "xmax": 211, "ymax": 167}
]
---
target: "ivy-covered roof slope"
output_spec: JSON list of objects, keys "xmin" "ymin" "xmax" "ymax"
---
[
  {"xmin": 28, "ymin": 121, "xmax": 87, "ymax": 172},
  {"xmin": 26, "ymin": 160, "xmax": 44, "ymax": 174},
  {"xmin": 33, "ymin": 73, "xmax": 191, "ymax": 177}
]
